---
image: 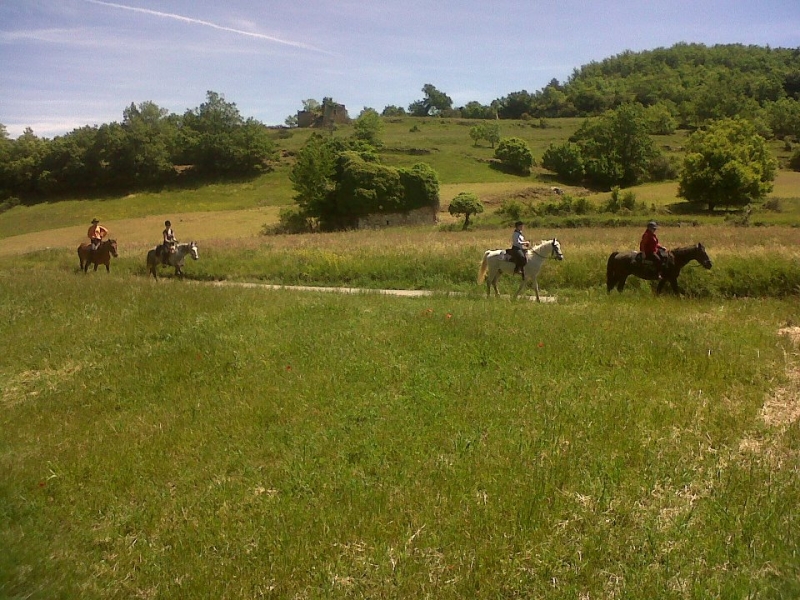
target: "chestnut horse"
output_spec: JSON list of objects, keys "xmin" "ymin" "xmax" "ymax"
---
[
  {"xmin": 606, "ymin": 243, "xmax": 712, "ymax": 294},
  {"xmin": 77, "ymin": 239, "xmax": 118, "ymax": 273}
]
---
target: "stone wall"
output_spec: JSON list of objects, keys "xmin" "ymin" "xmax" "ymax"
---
[
  {"xmin": 297, "ymin": 103, "xmax": 349, "ymax": 128},
  {"xmin": 357, "ymin": 206, "xmax": 438, "ymax": 229}
]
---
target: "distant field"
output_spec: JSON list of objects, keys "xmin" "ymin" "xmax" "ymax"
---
[{"xmin": 1, "ymin": 117, "xmax": 797, "ymax": 242}]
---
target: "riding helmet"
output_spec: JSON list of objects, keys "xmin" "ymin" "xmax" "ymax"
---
[
  {"xmin": 514, "ymin": 221, "xmax": 524, "ymax": 227},
  {"xmin": 647, "ymin": 220, "xmax": 658, "ymax": 229}
]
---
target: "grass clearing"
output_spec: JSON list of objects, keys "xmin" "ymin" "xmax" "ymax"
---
[{"xmin": 1, "ymin": 269, "xmax": 798, "ymax": 598}]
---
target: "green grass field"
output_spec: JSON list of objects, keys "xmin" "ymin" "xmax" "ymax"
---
[
  {"xmin": 1, "ymin": 118, "xmax": 800, "ymax": 598},
  {"xmin": 1, "ymin": 270, "xmax": 799, "ymax": 598}
]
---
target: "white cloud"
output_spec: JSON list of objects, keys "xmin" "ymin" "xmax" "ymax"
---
[{"xmin": 83, "ymin": 0, "xmax": 331, "ymax": 54}]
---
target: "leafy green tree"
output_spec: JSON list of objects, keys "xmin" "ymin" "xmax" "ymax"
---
[
  {"xmin": 381, "ymin": 105, "xmax": 406, "ymax": 117},
  {"xmin": 644, "ymin": 102, "xmax": 677, "ymax": 135},
  {"xmin": 469, "ymin": 124, "xmax": 484, "ymax": 146},
  {"xmin": 5, "ymin": 128, "xmax": 49, "ymax": 196},
  {"xmin": 764, "ymin": 98, "xmax": 800, "ymax": 138},
  {"xmin": 469, "ymin": 123, "xmax": 500, "ymax": 147},
  {"xmin": 290, "ymin": 133, "xmax": 339, "ymax": 221},
  {"xmin": 789, "ymin": 148, "xmax": 800, "ymax": 171},
  {"xmin": 461, "ymin": 101, "xmax": 495, "ymax": 119},
  {"xmin": 408, "ymin": 84, "xmax": 453, "ymax": 117},
  {"xmin": 448, "ymin": 191, "xmax": 484, "ymax": 229},
  {"xmin": 494, "ymin": 137, "xmax": 534, "ymax": 175},
  {"xmin": 181, "ymin": 91, "xmax": 274, "ymax": 176},
  {"xmin": 678, "ymin": 117, "xmax": 777, "ymax": 211},
  {"xmin": 494, "ymin": 90, "xmax": 535, "ymax": 119},
  {"xmin": 302, "ymin": 99, "xmax": 321, "ymax": 114},
  {"xmin": 39, "ymin": 125, "xmax": 100, "ymax": 194},
  {"xmin": 121, "ymin": 101, "xmax": 176, "ymax": 186},
  {"xmin": 570, "ymin": 103, "xmax": 659, "ymax": 188},
  {"xmin": 290, "ymin": 136, "xmax": 378, "ymax": 227},
  {"xmin": 353, "ymin": 108, "xmax": 384, "ymax": 146},
  {"xmin": 541, "ymin": 142, "xmax": 585, "ymax": 182},
  {"xmin": 483, "ymin": 123, "xmax": 500, "ymax": 148}
]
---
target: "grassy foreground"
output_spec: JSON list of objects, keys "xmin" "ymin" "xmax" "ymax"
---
[{"xmin": 1, "ymin": 270, "xmax": 799, "ymax": 598}]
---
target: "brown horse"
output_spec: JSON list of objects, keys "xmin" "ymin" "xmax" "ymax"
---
[
  {"xmin": 77, "ymin": 239, "xmax": 118, "ymax": 273},
  {"xmin": 607, "ymin": 243, "xmax": 712, "ymax": 294}
]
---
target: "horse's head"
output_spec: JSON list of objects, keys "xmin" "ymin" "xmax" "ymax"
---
[
  {"xmin": 107, "ymin": 239, "xmax": 118, "ymax": 257},
  {"xmin": 188, "ymin": 241, "xmax": 199, "ymax": 260},
  {"xmin": 551, "ymin": 238, "xmax": 564, "ymax": 261},
  {"xmin": 695, "ymin": 243, "xmax": 712, "ymax": 269}
]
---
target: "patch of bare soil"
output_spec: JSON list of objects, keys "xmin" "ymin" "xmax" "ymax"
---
[
  {"xmin": 738, "ymin": 327, "xmax": 800, "ymax": 466},
  {"xmin": 481, "ymin": 185, "xmax": 591, "ymax": 207},
  {"xmin": 768, "ymin": 327, "xmax": 800, "ymax": 428}
]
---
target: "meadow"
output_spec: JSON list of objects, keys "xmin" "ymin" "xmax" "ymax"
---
[
  {"xmin": 1, "ymin": 269, "xmax": 799, "ymax": 598},
  {"xmin": 1, "ymin": 117, "xmax": 800, "ymax": 598}
]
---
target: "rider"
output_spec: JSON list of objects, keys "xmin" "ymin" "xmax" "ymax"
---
[
  {"xmin": 640, "ymin": 220, "xmax": 666, "ymax": 279},
  {"xmin": 159, "ymin": 220, "xmax": 176, "ymax": 259},
  {"xmin": 87, "ymin": 218, "xmax": 109, "ymax": 253},
  {"xmin": 510, "ymin": 220, "xmax": 530, "ymax": 275}
]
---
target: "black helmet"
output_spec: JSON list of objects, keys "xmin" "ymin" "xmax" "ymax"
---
[
  {"xmin": 514, "ymin": 220, "xmax": 524, "ymax": 227},
  {"xmin": 165, "ymin": 220, "xmax": 171, "ymax": 226}
]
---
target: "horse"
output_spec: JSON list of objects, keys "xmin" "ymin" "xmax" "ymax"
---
[
  {"xmin": 77, "ymin": 239, "xmax": 118, "ymax": 273},
  {"xmin": 478, "ymin": 239, "xmax": 564, "ymax": 301},
  {"xmin": 146, "ymin": 241, "xmax": 199, "ymax": 279},
  {"xmin": 606, "ymin": 243, "xmax": 712, "ymax": 294}
]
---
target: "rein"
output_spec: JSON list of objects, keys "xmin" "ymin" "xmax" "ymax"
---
[{"xmin": 530, "ymin": 244, "xmax": 558, "ymax": 260}]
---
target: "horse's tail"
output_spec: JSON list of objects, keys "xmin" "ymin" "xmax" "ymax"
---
[
  {"xmin": 606, "ymin": 252, "xmax": 619, "ymax": 292},
  {"xmin": 477, "ymin": 251, "xmax": 490, "ymax": 284}
]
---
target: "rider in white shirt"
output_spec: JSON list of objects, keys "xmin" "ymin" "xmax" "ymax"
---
[{"xmin": 511, "ymin": 221, "xmax": 530, "ymax": 275}]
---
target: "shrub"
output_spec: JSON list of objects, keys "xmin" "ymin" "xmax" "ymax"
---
[
  {"xmin": 263, "ymin": 207, "xmax": 313, "ymax": 234},
  {"xmin": 647, "ymin": 154, "xmax": 680, "ymax": 181},
  {"xmin": 789, "ymin": 148, "xmax": 800, "ymax": 172},
  {"xmin": 542, "ymin": 142, "xmax": 584, "ymax": 182},
  {"xmin": 494, "ymin": 137, "xmax": 534, "ymax": 175}
]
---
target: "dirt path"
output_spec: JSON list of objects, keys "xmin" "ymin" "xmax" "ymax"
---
[{"xmin": 197, "ymin": 280, "xmax": 557, "ymax": 302}]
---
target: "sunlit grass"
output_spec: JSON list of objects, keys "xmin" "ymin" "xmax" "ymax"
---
[{"xmin": 1, "ymin": 270, "xmax": 798, "ymax": 598}]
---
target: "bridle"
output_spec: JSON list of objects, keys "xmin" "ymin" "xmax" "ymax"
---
[{"xmin": 531, "ymin": 240, "xmax": 562, "ymax": 260}]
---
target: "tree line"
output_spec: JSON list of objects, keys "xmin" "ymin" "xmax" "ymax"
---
[
  {"xmin": 0, "ymin": 91, "xmax": 275, "ymax": 205},
  {"xmin": 380, "ymin": 43, "xmax": 800, "ymax": 137}
]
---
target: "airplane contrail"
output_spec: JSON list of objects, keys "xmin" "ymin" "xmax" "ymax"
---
[{"xmin": 83, "ymin": 0, "xmax": 327, "ymax": 53}]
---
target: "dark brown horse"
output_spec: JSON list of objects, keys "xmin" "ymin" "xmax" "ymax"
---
[
  {"xmin": 77, "ymin": 239, "xmax": 118, "ymax": 273},
  {"xmin": 607, "ymin": 243, "xmax": 712, "ymax": 294}
]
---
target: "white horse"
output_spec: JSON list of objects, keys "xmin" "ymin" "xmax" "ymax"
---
[
  {"xmin": 146, "ymin": 241, "xmax": 199, "ymax": 279},
  {"xmin": 477, "ymin": 239, "xmax": 564, "ymax": 301}
]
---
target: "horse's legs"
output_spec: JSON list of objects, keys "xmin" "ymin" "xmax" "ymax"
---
[
  {"xmin": 490, "ymin": 270, "xmax": 501, "ymax": 296},
  {"xmin": 669, "ymin": 278, "xmax": 680, "ymax": 294},
  {"xmin": 514, "ymin": 274, "xmax": 527, "ymax": 299},
  {"xmin": 533, "ymin": 277, "xmax": 540, "ymax": 302},
  {"xmin": 607, "ymin": 272, "xmax": 616, "ymax": 293},
  {"xmin": 105, "ymin": 262, "xmax": 110, "ymax": 272},
  {"xmin": 616, "ymin": 276, "xmax": 628, "ymax": 292}
]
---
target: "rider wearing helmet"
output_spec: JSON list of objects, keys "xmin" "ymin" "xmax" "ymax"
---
[
  {"xmin": 511, "ymin": 221, "xmax": 530, "ymax": 275},
  {"xmin": 159, "ymin": 220, "xmax": 176, "ymax": 259},
  {"xmin": 640, "ymin": 220, "xmax": 666, "ymax": 279}
]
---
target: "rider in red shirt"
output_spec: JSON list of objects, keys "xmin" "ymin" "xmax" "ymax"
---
[{"xmin": 640, "ymin": 220, "xmax": 666, "ymax": 279}]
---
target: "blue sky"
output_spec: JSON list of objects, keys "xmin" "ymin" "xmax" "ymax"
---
[{"xmin": 2, "ymin": 0, "xmax": 799, "ymax": 138}]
